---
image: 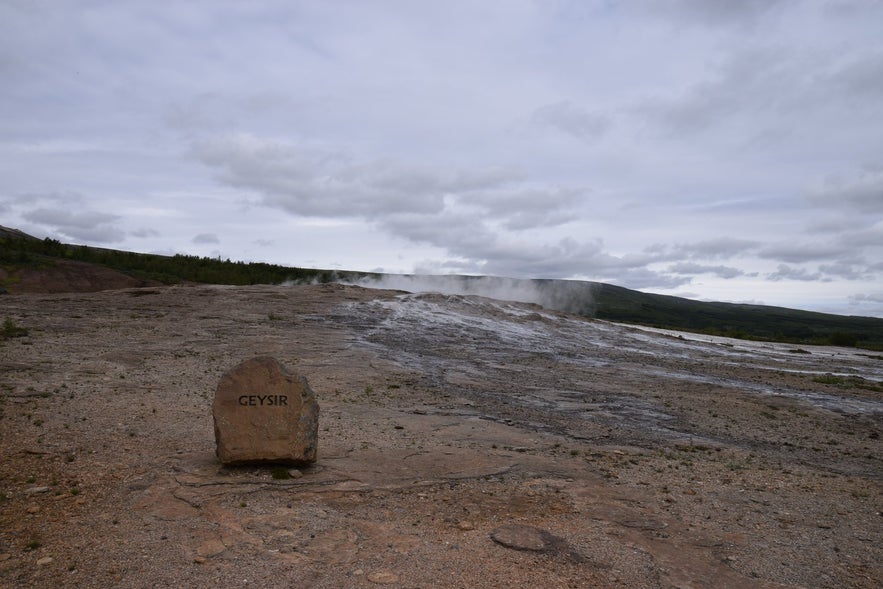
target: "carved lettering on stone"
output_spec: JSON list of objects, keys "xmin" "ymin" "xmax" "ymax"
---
[{"xmin": 212, "ymin": 356, "xmax": 319, "ymax": 465}]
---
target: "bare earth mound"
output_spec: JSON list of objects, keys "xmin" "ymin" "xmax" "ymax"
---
[
  {"xmin": 1, "ymin": 284, "xmax": 880, "ymax": 588},
  {"xmin": 0, "ymin": 259, "xmax": 159, "ymax": 294}
]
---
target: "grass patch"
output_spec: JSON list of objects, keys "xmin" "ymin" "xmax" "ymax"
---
[
  {"xmin": 1, "ymin": 317, "xmax": 28, "ymax": 340},
  {"xmin": 270, "ymin": 467, "xmax": 291, "ymax": 480},
  {"xmin": 812, "ymin": 374, "xmax": 883, "ymax": 392}
]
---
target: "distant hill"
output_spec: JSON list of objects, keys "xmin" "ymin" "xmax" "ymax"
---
[
  {"xmin": 2, "ymin": 228, "xmax": 882, "ymax": 349},
  {"xmin": 545, "ymin": 280, "xmax": 883, "ymax": 349},
  {"xmin": 0, "ymin": 225, "xmax": 39, "ymax": 241}
]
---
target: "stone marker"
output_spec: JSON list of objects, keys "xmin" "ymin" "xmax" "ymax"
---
[{"xmin": 212, "ymin": 356, "xmax": 319, "ymax": 465}]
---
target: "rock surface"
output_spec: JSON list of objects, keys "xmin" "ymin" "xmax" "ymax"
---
[
  {"xmin": 0, "ymin": 284, "xmax": 880, "ymax": 588},
  {"xmin": 213, "ymin": 356, "xmax": 319, "ymax": 465},
  {"xmin": 490, "ymin": 524, "xmax": 563, "ymax": 552}
]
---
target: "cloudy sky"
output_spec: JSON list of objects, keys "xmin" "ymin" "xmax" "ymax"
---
[{"xmin": 2, "ymin": 1, "xmax": 882, "ymax": 316}]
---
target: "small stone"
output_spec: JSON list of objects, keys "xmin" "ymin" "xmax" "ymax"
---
[
  {"xmin": 367, "ymin": 570, "xmax": 399, "ymax": 584},
  {"xmin": 490, "ymin": 524, "xmax": 564, "ymax": 553},
  {"xmin": 212, "ymin": 357, "xmax": 319, "ymax": 466},
  {"xmin": 193, "ymin": 556, "xmax": 206, "ymax": 564},
  {"xmin": 25, "ymin": 486, "xmax": 51, "ymax": 495},
  {"xmin": 36, "ymin": 557, "xmax": 53, "ymax": 566},
  {"xmin": 288, "ymin": 469, "xmax": 303, "ymax": 479},
  {"xmin": 197, "ymin": 538, "xmax": 227, "ymax": 558},
  {"xmin": 26, "ymin": 506, "xmax": 40, "ymax": 514},
  {"xmin": 457, "ymin": 521, "xmax": 474, "ymax": 531},
  {"xmin": 352, "ymin": 569, "xmax": 364, "ymax": 576}
]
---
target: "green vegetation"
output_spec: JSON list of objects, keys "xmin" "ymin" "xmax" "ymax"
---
[
  {"xmin": 585, "ymin": 282, "xmax": 883, "ymax": 351},
  {"xmin": 0, "ymin": 234, "xmax": 375, "ymax": 286},
  {"xmin": 1, "ymin": 317, "xmax": 28, "ymax": 340},
  {"xmin": 271, "ymin": 467, "xmax": 292, "ymax": 480},
  {"xmin": 812, "ymin": 374, "xmax": 883, "ymax": 392}
]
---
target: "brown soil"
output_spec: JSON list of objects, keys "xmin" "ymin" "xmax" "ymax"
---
[
  {"xmin": 1, "ymin": 284, "xmax": 880, "ymax": 588},
  {"xmin": 1, "ymin": 259, "xmax": 160, "ymax": 294}
]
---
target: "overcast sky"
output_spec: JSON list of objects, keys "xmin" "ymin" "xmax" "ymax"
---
[{"xmin": 2, "ymin": 1, "xmax": 882, "ymax": 316}]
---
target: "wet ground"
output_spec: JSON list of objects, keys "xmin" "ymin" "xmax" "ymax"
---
[{"xmin": 333, "ymin": 292, "xmax": 883, "ymax": 473}]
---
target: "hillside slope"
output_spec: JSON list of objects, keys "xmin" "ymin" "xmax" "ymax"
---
[{"xmin": 2, "ymin": 228, "xmax": 882, "ymax": 348}]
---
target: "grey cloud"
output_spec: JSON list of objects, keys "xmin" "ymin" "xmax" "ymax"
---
[
  {"xmin": 381, "ymin": 205, "xmax": 682, "ymax": 287},
  {"xmin": 381, "ymin": 211, "xmax": 494, "ymax": 254},
  {"xmin": 665, "ymin": 237, "xmax": 760, "ymax": 260},
  {"xmin": 65, "ymin": 225, "xmax": 126, "ymax": 243},
  {"xmin": 768, "ymin": 264, "xmax": 827, "ymax": 282},
  {"xmin": 639, "ymin": 38, "xmax": 883, "ymax": 140},
  {"xmin": 470, "ymin": 188, "xmax": 582, "ymax": 230},
  {"xmin": 637, "ymin": 48, "xmax": 794, "ymax": 135},
  {"xmin": 163, "ymin": 93, "xmax": 227, "ymax": 134},
  {"xmin": 22, "ymin": 207, "xmax": 117, "ymax": 228},
  {"xmin": 412, "ymin": 258, "xmax": 483, "ymax": 276},
  {"xmin": 3, "ymin": 2, "xmax": 881, "ymax": 315},
  {"xmin": 22, "ymin": 207, "xmax": 124, "ymax": 243},
  {"xmin": 132, "ymin": 228, "xmax": 160, "ymax": 238},
  {"xmin": 478, "ymin": 238, "xmax": 606, "ymax": 278},
  {"xmin": 13, "ymin": 191, "xmax": 83, "ymax": 206},
  {"xmin": 195, "ymin": 133, "xmax": 599, "ymax": 278},
  {"xmin": 194, "ymin": 134, "xmax": 523, "ymax": 219},
  {"xmin": 849, "ymin": 292, "xmax": 883, "ymax": 304},
  {"xmin": 645, "ymin": 0, "xmax": 787, "ymax": 27},
  {"xmin": 668, "ymin": 262, "xmax": 744, "ymax": 279},
  {"xmin": 193, "ymin": 233, "xmax": 220, "ymax": 244},
  {"xmin": 819, "ymin": 262, "xmax": 870, "ymax": 280},
  {"xmin": 759, "ymin": 242, "xmax": 851, "ymax": 264},
  {"xmin": 808, "ymin": 169, "xmax": 883, "ymax": 213},
  {"xmin": 805, "ymin": 216, "xmax": 865, "ymax": 234},
  {"xmin": 501, "ymin": 209, "xmax": 573, "ymax": 231},
  {"xmin": 195, "ymin": 136, "xmax": 433, "ymax": 218},
  {"xmin": 845, "ymin": 291, "xmax": 883, "ymax": 318},
  {"xmin": 830, "ymin": 50, "xmax": 883, "ymax": 101},
  {"xmin": 840, "ymin": 225, "xmax": 883, "ymax": 248},
  {"xmin": 532, "ymin": 101, "xmax": 610, "ymax": 139},
  {"xmin": 480, "ymin": 241, "xmax": 689, "ymax": 289},
  {"xmin": 608, "ymin": 267, "xmax": 693, "ymax": 290}
]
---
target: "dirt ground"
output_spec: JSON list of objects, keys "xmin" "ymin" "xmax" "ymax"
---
[{"xmin": 1, "ymin": 284, "xmax": 880, "ymax": 588}]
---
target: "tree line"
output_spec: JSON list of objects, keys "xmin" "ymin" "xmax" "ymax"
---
[{"xmin": 0, "ymin": 236, "xmax": 370, "ymax": 286}]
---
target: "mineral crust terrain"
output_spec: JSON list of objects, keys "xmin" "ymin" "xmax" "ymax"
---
[{"xmin": 1, "ymin": 283, "xmax": 881, "ymax": 588}]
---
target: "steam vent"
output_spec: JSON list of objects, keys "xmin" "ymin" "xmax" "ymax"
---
[{"xmin": 212, "ymin": 356, "xmax": 319, "ymax": 465}]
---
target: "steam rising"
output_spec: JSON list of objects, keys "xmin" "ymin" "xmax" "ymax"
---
[{"xmin": 351, "ymin": 274, "xmax": 597, "ymax": 316}]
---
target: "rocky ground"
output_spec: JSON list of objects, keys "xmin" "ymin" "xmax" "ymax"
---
[{"xmin": 0, "ymin": 284, "xmax": 881, "ymax": 588}]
